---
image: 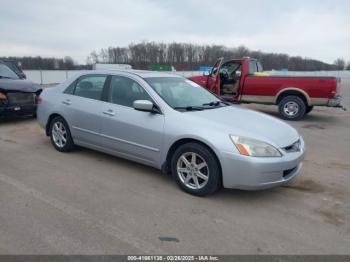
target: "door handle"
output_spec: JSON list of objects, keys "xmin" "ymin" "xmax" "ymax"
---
[
  {"xmin": 102, "ymin": 109, "xmax": 115, "ymax": 116},
  {"xmin": 62, "ymin": 99, "xmax": 71, "ymax": 105}
]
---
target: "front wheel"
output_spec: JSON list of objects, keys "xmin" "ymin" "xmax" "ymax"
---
[
  {"xmin": 278, "ymin": 95, "xmax": 306, "ymax": 121},
  {"xmin": 49, "ymin": 116, "xmax": 75, "ymax": 152},
  {"xmin": 171, "ymin": 143, "xmax": 221, "ymax": 196}
]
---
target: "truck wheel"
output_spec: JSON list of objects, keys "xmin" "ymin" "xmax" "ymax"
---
[
  {"xmin": 278, "ymin": 95, "xmax": 306, "ymax": 121},
  {"xmin": 171, "ymin": 142, "xmax": 221, "ymax": 196},
  {"xmin": 305, "ymin": 106, "xmax": 314, "ymax": 114}
]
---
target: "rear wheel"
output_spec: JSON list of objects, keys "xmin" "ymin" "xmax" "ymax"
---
[
  {"xmin": 49, "ymin": 116, "xmax": 75, "ymax": 152},
  {"xmin": 278, "ymin": 95, "xmax": 306, "ymax": 121},
  {"xmin": 171, "ymin": 143, "xmax": 221, "ymax": 196}
]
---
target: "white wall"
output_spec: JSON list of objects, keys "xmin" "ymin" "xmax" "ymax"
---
[
  {"xmin": 24, "ymin": 70, "xmax": 89, "ymax": 84},
  {"xmin": 24, "ymin": 69, "xmax": 350, "ymax": 84},
  {"xmin": 23, "ymin": 70, "xmax": 202, "ymax": 84}
]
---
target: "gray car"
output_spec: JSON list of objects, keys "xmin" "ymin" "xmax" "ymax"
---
[{"xmin": 37, "ymin": 70, "xmax": 305, "ymax": 196}]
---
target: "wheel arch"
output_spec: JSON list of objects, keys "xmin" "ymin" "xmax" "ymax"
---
[
  {"xmin": 275, "ymin": 88, "xmax": 311, "ymax": 106},
  {"xmin": 45, "ymin": 113, "xmax": 66, "ymax": 136},
  {"xmin": 162, "ymin": 138, "xmax": 222, "ymax": 178}
]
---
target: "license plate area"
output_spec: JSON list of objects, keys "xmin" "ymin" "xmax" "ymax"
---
[{"xmin": 7, "ymin": 92, "xmax": 35, "ymax": 105}]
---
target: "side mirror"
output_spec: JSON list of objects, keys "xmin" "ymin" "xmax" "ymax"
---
[
  {"xmin": 133, "ymin": 100, "xmax": 156, "ymax": 112},
  {"xmin": 235, "ymin": 71, "xmax": 242, "ymax": 77}
]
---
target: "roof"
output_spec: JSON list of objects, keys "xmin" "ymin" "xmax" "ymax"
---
[{"xmin": 88, "ymin": 69, "xmax": 182, "ymax": 79}]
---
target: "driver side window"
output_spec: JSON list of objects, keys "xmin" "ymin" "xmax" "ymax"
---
[
  {"xmin": 210, "ymin": 59, "xmax": 223, "ymax": 76},
  {"xmin": 108, "ymin": 75, "xmax": 152, "ymax": 107}
]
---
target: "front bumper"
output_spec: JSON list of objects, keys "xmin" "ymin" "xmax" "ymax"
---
[{"xmin": 220, "ymin": 142, "xmax": 305, "ymax": 190}]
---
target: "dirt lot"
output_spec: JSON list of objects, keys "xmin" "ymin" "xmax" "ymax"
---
[{"xmin": 0, "ymin": 80, "xmax": 349, "ymax": 254}]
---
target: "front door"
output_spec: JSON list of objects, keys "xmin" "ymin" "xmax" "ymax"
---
[
  {"xmin": 207, "ymin": 58, "xmax": 224, "ymax": 94},
  {"xmin": 100, "ymin": 75, "xmax": 164, "ymax": 166}
]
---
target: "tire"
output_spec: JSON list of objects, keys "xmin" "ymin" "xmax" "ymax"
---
[
  {"xmin": 170, "ymin": 142, "xmax": 221, "ymax": 196},
  {"xmin": 49, "ymin": 116, "xmax": 75, "ymax": 152},
  {"xmin": 278, "ymin": 95, "xmax": 306, "ymax": 121},
  {"xmin": 305, "ymin": 105, "xmax": 314, "ymax": 114}
]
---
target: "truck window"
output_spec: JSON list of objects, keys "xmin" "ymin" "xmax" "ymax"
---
[
  {"xmin": 257, "ymin": 62, "xmax": 263, "ymax": 72},
  {"xmin": 249, "ymin": 61, "xmax": 258, "ymax": 74}
]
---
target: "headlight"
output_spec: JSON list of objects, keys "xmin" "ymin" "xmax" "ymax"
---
[{"xmin": 229, "ymin": 135, "xmax": 282, "ymax": 157}]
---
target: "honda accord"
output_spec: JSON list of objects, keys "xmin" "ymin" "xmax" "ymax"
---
[{"xmin": 37, "ymin": 70, "xmax": 305, "ymax": 196}]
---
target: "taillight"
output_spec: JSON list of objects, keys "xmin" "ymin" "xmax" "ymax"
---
[
  {"xmin": 36, "ymin": 95, "xmax": 43, "ymax": 104},
  {"xmin": 0, "ymin": 92, "xmax": 7, "ymax": 101},
  {"xmin": 331, "ymin": 79, "xmax": 339, "ymax": 97}
]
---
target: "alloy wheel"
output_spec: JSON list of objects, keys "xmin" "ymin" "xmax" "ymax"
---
[
  {"xmin": 177, "ymin": 152, "xmax": 209, "ymax": 190},
  {"xmin": 51, "ymin": 121, "xmax": 67, "ymax": 148}
]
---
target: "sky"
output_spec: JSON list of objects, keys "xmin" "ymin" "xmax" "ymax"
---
[{"xmin": 0, "ymin": 0, "xmax": 349, "ymax": 64}]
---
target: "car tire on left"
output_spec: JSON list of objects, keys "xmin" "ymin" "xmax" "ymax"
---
[{"xmin": 49, "ymin": 116, "xmax": 75, "ymax": 152}]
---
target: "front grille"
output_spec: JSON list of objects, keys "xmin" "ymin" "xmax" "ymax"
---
[
  {"xmin": 283, "ymin": 139, "xmax": 301, "ymax": 153},
  {"xmin": 7, "ymin": 92, "xmax": 35, "ymax": 105}
]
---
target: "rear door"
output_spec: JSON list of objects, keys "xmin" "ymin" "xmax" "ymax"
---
[
  {"xmin": 60, "ymin": 74, "xmax": 108, "ymax": 146},
  {"xmin": 207, "ymin": 58, "xmax": 224, "ymax": 94},
  {"xmin": 100, "ymin": 75, "xmax": 165, "ymax": 166}
]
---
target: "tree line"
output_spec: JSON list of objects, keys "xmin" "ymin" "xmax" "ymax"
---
[
  {"xmin": 2, "ymin": 42, "xmax": 349, "ymax": 71},
  {"xmin": 87, "ymin": 41, "xmax": 349, "ymax": 71},
  {"xmin": 0, "ymin": 56, "xmax": 91, "ymax": 70}
]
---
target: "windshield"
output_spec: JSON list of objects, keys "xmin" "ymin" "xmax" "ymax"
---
[
  {"xmin": 145, "ymin": 77, "xmax": 225, "ymax": 110},
  {"xmin": 0, "ymin": 63, "xmax": 19, "ymax": 79}
]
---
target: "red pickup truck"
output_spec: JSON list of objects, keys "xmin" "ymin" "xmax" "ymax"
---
[{"xmin": 189, "ymin": 57, "xmax": 343, "ymax": 120}]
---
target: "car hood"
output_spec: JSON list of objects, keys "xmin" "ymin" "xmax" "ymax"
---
[
  {"xmin": 184, "ymin": 105, "xmax": 300, "ymax": 148},
  {"xmin": 0, "ymin": 79, "xmax": 42, "ymax": 93}
]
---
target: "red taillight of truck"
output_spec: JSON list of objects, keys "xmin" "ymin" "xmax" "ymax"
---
[{"xmin": 330, "ymin": 78, "xmax": 340, "ymax": 97}]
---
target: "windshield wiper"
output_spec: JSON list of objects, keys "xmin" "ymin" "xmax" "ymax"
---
[
  {"xmin": 0, "ymin": 76, "xmax": 12, "ymax": 79},
  {"xmin": 174, "ymin": 106, "xmax": 205, "ymax": 111},
  {"xmin": 202, "ymin": 100, "xmax": 230, "ymax": 107}
]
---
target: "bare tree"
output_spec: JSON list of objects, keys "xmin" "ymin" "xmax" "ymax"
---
[
  {"xmin": 334, "ymin": 58, "xmax": 345, "ymax": 70},
  {"xmin": 346, "ymin": 61, "xmax": 350, "ymax": 70}
]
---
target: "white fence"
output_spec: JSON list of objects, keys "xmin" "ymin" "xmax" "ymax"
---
[
  {"xmin": 24, "ymin": 70, "xmax": 88, "ymax": 84},
  {"xmin": 24, "ymin": 70, "xmax": 350, "ymax": 85},
  {"xmin": 23, "ymin": 70, "xmax": 202, "ymax": 84}
]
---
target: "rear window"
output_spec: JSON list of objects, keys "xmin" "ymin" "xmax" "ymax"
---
[{"xmin": 66, "ymin": 75, "xmax": 107, "ymax": 100}]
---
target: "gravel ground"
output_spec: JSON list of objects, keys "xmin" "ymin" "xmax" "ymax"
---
[{"xmin": 0, "ymin": 79, "xmax": 349, "ymax": 255}]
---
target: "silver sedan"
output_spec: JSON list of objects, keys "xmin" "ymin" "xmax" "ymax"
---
[{"xmin": 37, "ymin": 70, "xmax": 305, "ymax": 196}]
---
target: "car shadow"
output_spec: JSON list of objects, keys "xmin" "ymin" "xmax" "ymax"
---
[
  {"xmin": 73, "ymin": 145, "xmax": 173, "ymax": 181},
  {"xmin": 0, "ymin": 116, "xmax": 35, "ymax": 126}
]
